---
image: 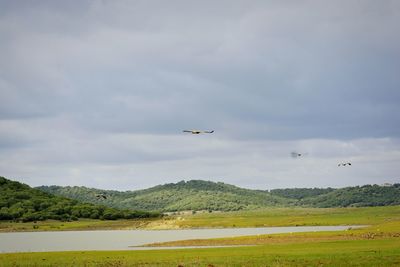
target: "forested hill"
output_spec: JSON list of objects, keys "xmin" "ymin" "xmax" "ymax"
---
[
  {"xmin": 37, "ymin": 180, "xmax": 400, "ymax": 212},
  {"xmin": 38, "ymin": 180, "xmax": 293, "ymax": 212},
  {"xmin": 297, "ymin": 184, "xmax": 400, "ymax": 207},
  {"xmin": 0, "ymin": 177, "xmax": 160, "ymax": 222},
  {"xmin": 269, "ymin": 188, "xmax": 336, "ymax": 200}
]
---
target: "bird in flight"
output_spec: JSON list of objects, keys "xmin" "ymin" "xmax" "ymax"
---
[
  {"xmin": 183, "ymin": 130, "xmax": 214, "ymax": 134},
  {"xmin": 96, "ymin": 193, "xmax": 107, "ymax": 200},
  {"xmin": 291, "ymin": 152, "xmax": 306, "ymax": 158},
  {"xmin": 338, "ymin": 162, "xmax": 352, "ymax": 167}
]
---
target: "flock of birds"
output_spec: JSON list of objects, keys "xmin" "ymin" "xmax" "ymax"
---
[
  {"xmin": 292, "ymin": 150, "xmax": 352, "ymax": 166},
  {"xmin": 94, "ymin": 129, "xmax": 352, "ymax": 200},
  {"xmin": 291, "ymin": 150, "xmax": 352, "ymax": 166}
]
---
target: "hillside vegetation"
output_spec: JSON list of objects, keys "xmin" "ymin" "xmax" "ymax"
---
[
  {"xmin": 0, "ymin": 177, "xmax": 160, "ymax": 222},
  {"xmin": 37, "ymin": 179, "xmax": 400, "ymax": 212},
  {"xmin": 38, "ymin": 180, "xmax": 292, "ymax": 212},
  {"xmin": 269, "ymin": 188, "xmax": 335, "ymax": 199},
  {"xmin": 298, "ymin": 184, "xmax": 400, "ymax": 207}
]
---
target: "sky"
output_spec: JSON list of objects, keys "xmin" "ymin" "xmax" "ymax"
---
[{"xmin": 0, "ymin": 0, "xmax": 399, "ymax": 190}]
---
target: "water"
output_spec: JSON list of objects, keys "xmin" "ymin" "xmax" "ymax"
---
[{"xmin": 0, "ymin": 225, "xmax": 364, "ymax": 253}]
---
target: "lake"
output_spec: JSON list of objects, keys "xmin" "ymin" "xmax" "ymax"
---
[{"xmin": 0, "ymin": 225, "xmax": 363, "ymax": 253}]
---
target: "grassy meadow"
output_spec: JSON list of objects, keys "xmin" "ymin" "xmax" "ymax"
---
[
  {"xmin": 0, "ymin": 218, "xmax": 154, "ymax": 232},
  {"xmin": 167, "ymin": 206, "xmax": 400, "ymax": 229},
  {"xmin": 1, "ymin": 238, "xmax": 399, "ymax": 266},
  {"xmin": 144, "ymin": 219, "xmax": 400, "ymax": 247},
  {"xmin": 1, "ymin": 206, "xmax": 400, "ymax": 266},
  {"xmin": 2, "ymin": 206, "xmax": 400, "ymax": 232}
]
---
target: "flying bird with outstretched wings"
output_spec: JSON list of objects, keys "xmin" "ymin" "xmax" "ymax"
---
[
  {"xmin": 338, "ymin": 162, "xmax": 352, "ymax": 167},
  {"xmin": 183, "ymin": 130, "xmax": 214, "ymax": 134},
  {"xmin": 96, "ymin": 193, "xmax": 107, "ymax": 200}
]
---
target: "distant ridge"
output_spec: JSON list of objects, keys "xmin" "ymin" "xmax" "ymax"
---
[{"xmin": 37, "ymin": 180, "xmax": 400, "ymax": 212}]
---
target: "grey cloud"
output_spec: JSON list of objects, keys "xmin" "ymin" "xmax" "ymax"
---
[
  {"xmin": 1, "ymin": 1, "xmax": 400, "ymax": 188},
  {"xmin": 1, "ymin": 136, "xmax": 399, "ymax": 190}
]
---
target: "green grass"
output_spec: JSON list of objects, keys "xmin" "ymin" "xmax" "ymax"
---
[
  {"xmin": 0, "ymin": 219, "xmax": 154, "ymax": 232},
  {"xmin": 1, "ymin": 206, "xmax": 400, "ymax": 266},
  {"xmin": 2, "ymin": 206, "xmax": 400, "ymax": 232},
  {"xmin": 144, "ymin": 220, "xmax": 400, "ymax": 247},
  {"xmin": 1, "ymin": 239, "xmax": 399, "ymax": 266},
  {"xmin": 172, "ymin": 206, "xmax": 400, "ymax": 228}
]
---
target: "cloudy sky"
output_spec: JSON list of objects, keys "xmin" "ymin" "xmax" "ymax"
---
[{"xmin": 1, "ymin": 0, "xmax": 399, "ymax": 190}]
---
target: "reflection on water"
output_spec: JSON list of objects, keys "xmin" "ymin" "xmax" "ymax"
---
[{"xmin": 0, "ymin": 225, "xmax": 364, "ymax": 253}]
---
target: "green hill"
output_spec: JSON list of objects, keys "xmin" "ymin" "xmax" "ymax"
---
[
  {"xmin": 38, "ymin": 180, "xmax": 293, "ymax": 212},
  {"xmin": 297, "ymin": 184, "xmax": 400, "ymax": 207},
  {"xmin": 37, "ymin": 180, "xmax": 400, "ymax": 212},
  {"xmin": 0, "ymin": 176, "xmax": 160, "ymax": 222},
  {"xmin": 269, "ymin": 188, "xmax": 335, "ymax": 200}
]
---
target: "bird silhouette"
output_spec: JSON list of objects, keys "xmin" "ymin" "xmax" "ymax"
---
[
  {"xmin": 291, "ymin": 152, "xmax": 307, "ymax": 158},
  {"xmin": 338, "ymin": 162, "xmax": 352, "ymax": 167},
  {"xmin": 96, "ymin": 194, "xmax": 107, "ymax": 200},
  {"xmin": 183, "ymin": 130, "xmax": 214, "ymax": 134}
]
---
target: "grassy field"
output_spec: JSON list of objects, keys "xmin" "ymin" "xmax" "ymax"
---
[
  {"xmin": 1, "ymin": 206, "xmax": 400, "ymax": 266},
  {"xmin": 168, "ymin": 206, "xmax": 400, "ymax": 228},
  {"xmin": 0, "ymin": 219, "xmax": 154, "ymax": 232},
  {"xmin": 144, "ymin": 220, "xmax": 400, "ymax": 247},
  {"xmin": 1, "ymin": 206, "xmax": 400, "ymax": 232},
  {"xmin": 0, "ymin": 238, "xmax": 399, "ymax": 266}
]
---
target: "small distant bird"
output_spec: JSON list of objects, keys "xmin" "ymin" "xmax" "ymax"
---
[
  {"xmin": 96, "ymin": 193, "xmax": 107, "ymax": 200},
  {"xmin": 183, "ymin": 130, "xmax": 214, "ymax": 134},
  {"xmin": 338, "ymin": 162, "xmax": 352, "ymax": 167},
  {"xmin": 291, "ymin": 152, "xmax": 306, "ymax": 158}
]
